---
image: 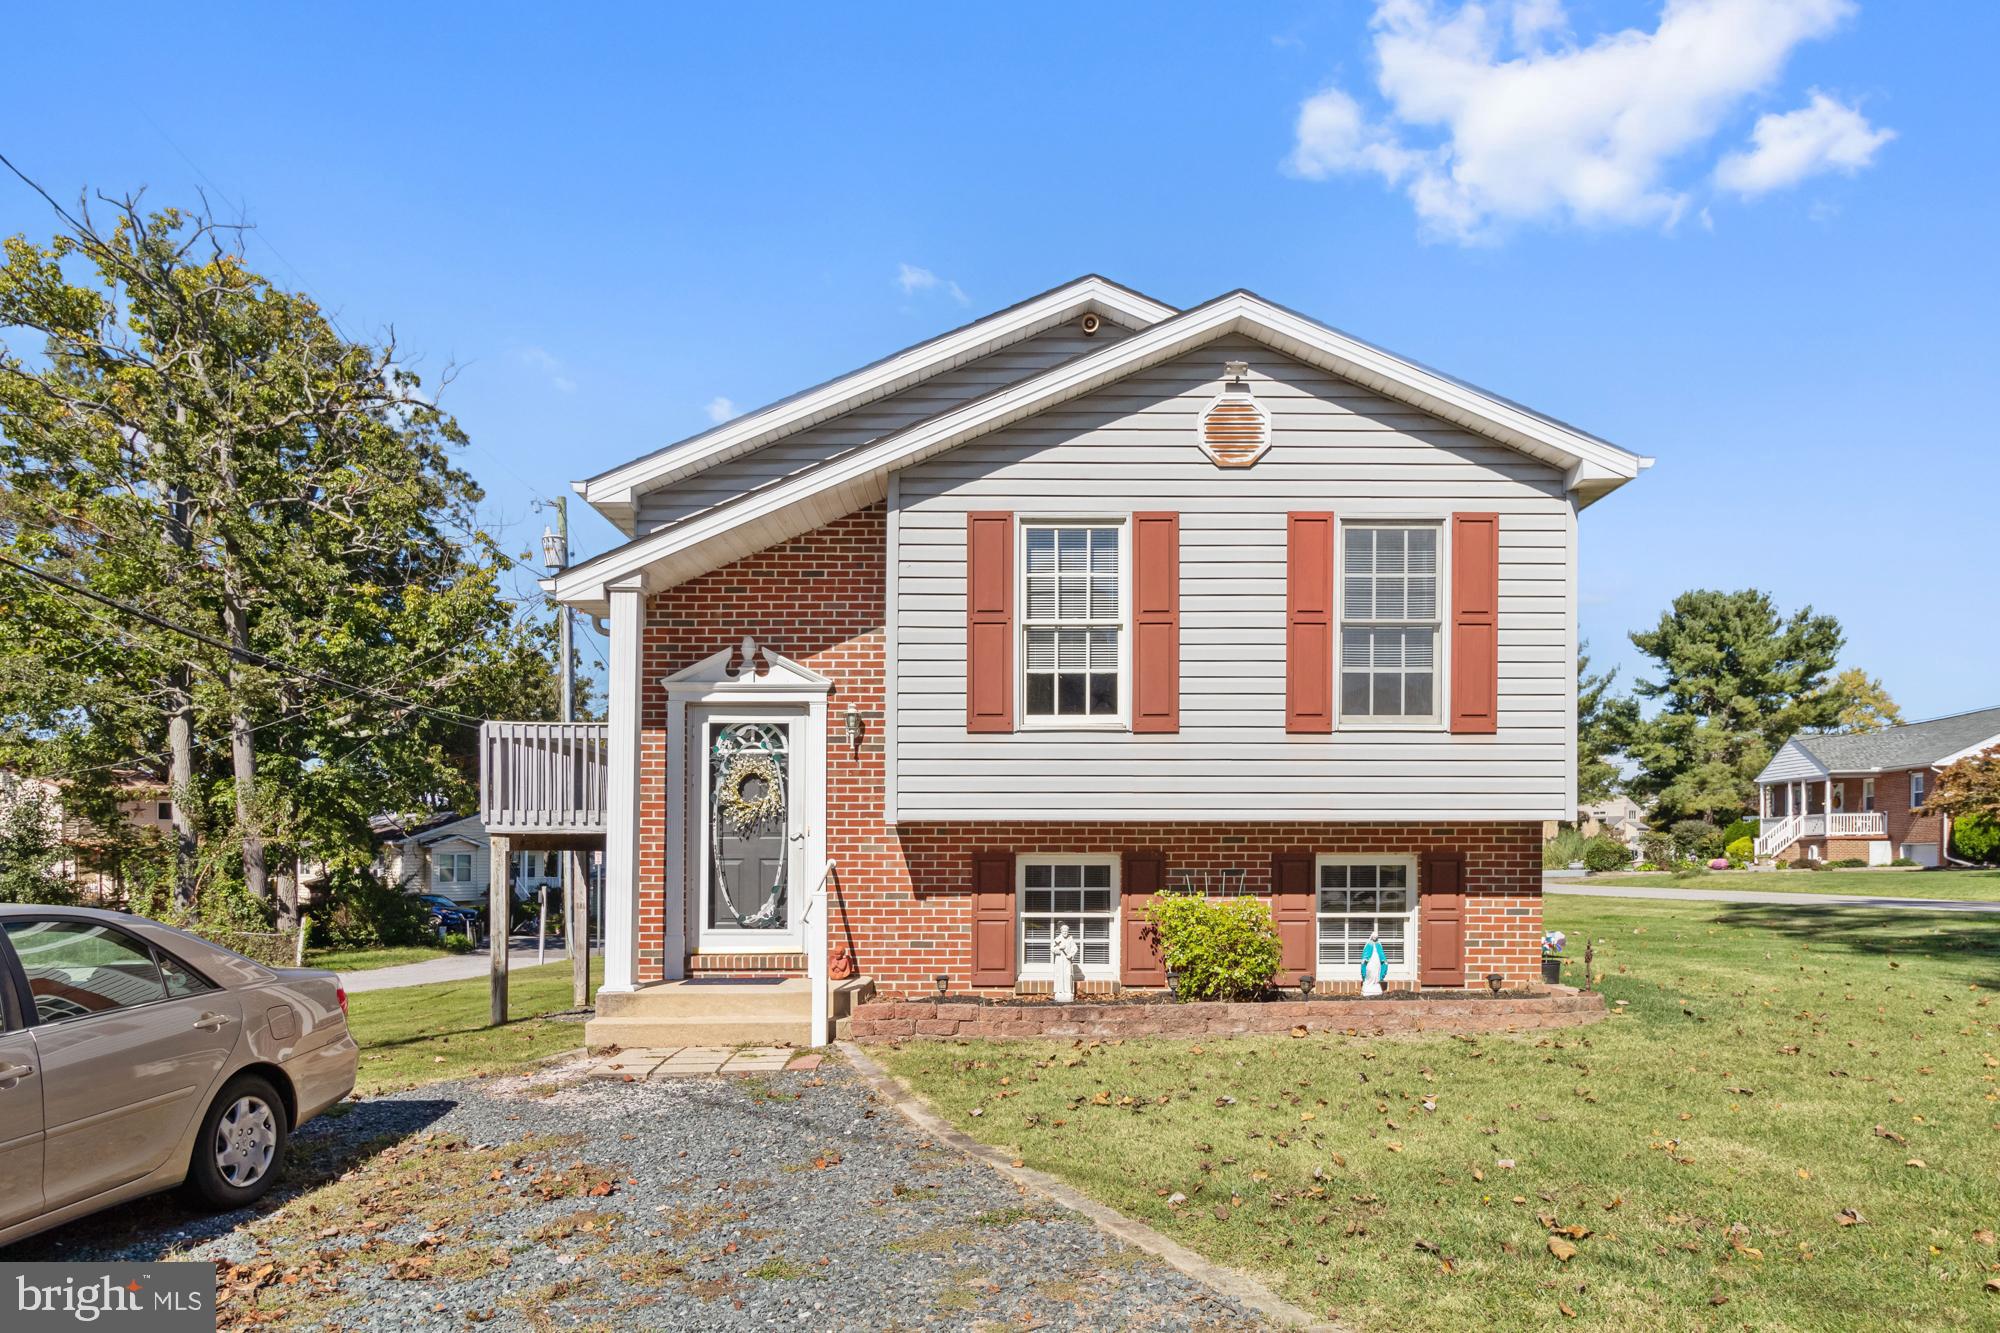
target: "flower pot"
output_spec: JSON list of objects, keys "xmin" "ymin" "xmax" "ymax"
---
[{"xmin": 1541, "ymin": 955, "xmax": 1564, "ymax": 985}]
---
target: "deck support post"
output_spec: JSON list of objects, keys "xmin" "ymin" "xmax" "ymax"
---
[{"xmin": 489, "ymin": 833, "xmax": 511, "ymax": 1026}]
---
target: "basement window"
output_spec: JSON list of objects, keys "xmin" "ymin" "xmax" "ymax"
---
[{"xmin": 1018, "ymin": 856, "xmax": 1119, "ymax": 979}]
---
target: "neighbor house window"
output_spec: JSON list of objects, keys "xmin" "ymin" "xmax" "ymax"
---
[
  {"xmin": 1340, "ymin": 525, "xmax": 1439, "ymax": 721},
  {"xmin": 1910, "ymin": 772, "xmax": 1925, "ymax": 808},
  {"xmin": 1863, "ymin": 778, "xmax": 1875, "ymax": 812},
  {"xmin": 1022, "ymin": 523, "xmax": 1122, "ymax": 720},
  {"xmin": 1314, "ymin": 857, "xmax": 1419, "ymax": 981},
  {"xmin": 156, "ymin": 801, "xmax": 172, "ymax": 821},
  {"xmin": 1018, "ymin": 856, "xmax": 1118, "ymax": 979},
  {"xmin": 435, "ymin": 852, "xmax": 473, "ymax": 886}
]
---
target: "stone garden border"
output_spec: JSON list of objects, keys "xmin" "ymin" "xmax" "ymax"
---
[{"xmin": 849, "ymin": 985, "xmax": 1605, "ymax": 1041}]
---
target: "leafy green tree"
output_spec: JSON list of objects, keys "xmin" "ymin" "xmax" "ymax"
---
[
  {"xmin": 1622, "ymin": 589, "xmax": 1845, "ymax": 825},
  {"xmin": 1577, "ymin": 643, "xmax": 1636, "ymax": 805},
  {"xmin": 1815, "ymin": 667, "xmax": 1903, "ymax": 733},
  {"xmin": 0, "ymin": 782, "xmax": 73, "ymax": 905},
  {"xmin": 0, "ymin": 185, "xmax": 562, "ymax": 920}
]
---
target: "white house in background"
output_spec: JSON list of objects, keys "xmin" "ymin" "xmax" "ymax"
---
[
  {"xmin": 1579, "ymin": 795, "xmax": 1647, "ymax": 848},
  {"xmin": 1753, "ymin": 704, "xmax": 2000, "ymax": 866},
  {"xmin": 375, "ymin": 812, "xmax": 566, "ymax": 908}
]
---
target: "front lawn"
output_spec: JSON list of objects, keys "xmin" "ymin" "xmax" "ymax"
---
[
  {"xmin": 875, "ymin": 898, "xmax": 2000, "ymax": 1332},
  {"xmin": 305, "ymin": 943, "xmax": 458, "ymax": 972},
  {"xmin": 1580, "ymin": 867, "xmax": 2000, "ymax": 902},
  {"xmin": 347, "ymin": 957, "xmax": 600, "ymax": 1094}
]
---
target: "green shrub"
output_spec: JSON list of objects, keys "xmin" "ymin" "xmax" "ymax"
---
[
  {"xmin": 1543, "ymin": 825, "xmax": 1590, "ymax": 868},
  {"xmin": 1670, "ymin": 819, "xmax": 1723, "ymax": 863},
  {"xmin": 1637, "ymin": 833, "xmax": 1676, "ymax": 869},
  {"xmin": 1721, "ymin": 817, "xmax": 1760, "ymax": 850},
  {"xmin": 1827, "ymin": 857, "xmax": 1868, "ymax": 869},
  {"xmin": 1808, "ymin": 859, "xmax": 1835, "ymax": 871},
  {"xmin": 1582, "ymin": 837, "xmax": 1633, "ymax": 872},
  {"xmin": 1145, "ymin": 894, "xmax": 1284, "ymax": 1001},
  {"xmin": 1890, "ymin": 857, "xmax": 1918, "ymax": 867},
  {"xmin": 1725, "ymin": 836, "xmax": 1754, "ymax": 863},
  {"xmin": 307, "ymin": 868, "xmax": 433, "ymax": 949},
  {"xmin": 440, "ymin": 932, "xmax": 475, "ymax": 954},
  {"xmin": 1952, "ymin": 811, "xmax": 2000, "ymax": 864}
]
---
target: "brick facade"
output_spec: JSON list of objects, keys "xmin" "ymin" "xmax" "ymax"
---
[
  {"xmin": 1775, "ymin": 768, "xmax": 1947, "ymax": 864},
  {"xmin": 636, "ymin": 503, "xmax": 1546, "ymax": 994}
]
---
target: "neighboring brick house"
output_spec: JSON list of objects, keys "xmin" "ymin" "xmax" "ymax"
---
[
  {"xmin": 1753, "ymin": 704, "xmax": 2000, "ymax": 866},
  {"xmin": 486, "ymin": 277, "xmax": 1650, "ymax": 1035}
]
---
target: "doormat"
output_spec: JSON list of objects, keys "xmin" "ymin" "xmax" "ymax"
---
[{"xmin": 682, "ymin": 976, "xmax": 787, "ymax": 986}]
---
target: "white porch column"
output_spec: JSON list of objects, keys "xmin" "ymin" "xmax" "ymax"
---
[{"xmin": 601, "ymin": 576, "xmax": 644, "ymax": 995}]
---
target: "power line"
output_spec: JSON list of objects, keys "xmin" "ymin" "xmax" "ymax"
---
[{"xmin": 0, "ymin": 552, "xmax": 482, "ymax": 729}]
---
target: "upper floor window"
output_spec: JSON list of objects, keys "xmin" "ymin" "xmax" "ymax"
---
[
  {"xmin": 1022, "ymin": 523, "xmax": 1122, "ymax": 721},
  {"xmin": 1910, "ymin": 771, "xmax": 1925, "ymax": 808},
  {"xmin": 1340, "ymin": 525, "xmax": 1439, "ymax": 722}
]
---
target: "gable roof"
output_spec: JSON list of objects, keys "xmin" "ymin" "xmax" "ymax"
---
[
  {"xmin": 1766, "ymin": 705, "xmax": 2000, "ymax": 779},
  {"xmin": 552, "ymin": 286, "xmax": 1653, "ymax": 614},
  {"xmin": 577, "ymin": 275, "xmax": 1178, "ymax": 533}
]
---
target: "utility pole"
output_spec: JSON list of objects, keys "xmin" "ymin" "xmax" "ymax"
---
[{"xmin": 541, "ymin": 499, "xmax": 589, "ymax": 1010}]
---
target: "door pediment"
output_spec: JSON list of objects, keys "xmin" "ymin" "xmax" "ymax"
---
[{"xmin": 662, "ymin": 636, "xmax": 833, "ymax": 699}]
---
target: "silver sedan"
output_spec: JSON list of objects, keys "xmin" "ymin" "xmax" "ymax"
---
[{"xmin": 0, "ymin": 904, "xmax": 358, "ymax": 1247}]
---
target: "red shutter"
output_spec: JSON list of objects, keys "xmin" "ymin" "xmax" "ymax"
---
[
  {"xmin": 1450, "ymin": 513, "xmax": 1499, "ymax": 735},
  {"xmin": 1418, "ymin": 850, "xmax": 1467, "ymax": 988},
  {"xmin": 1131, "ymin": 513, "xmax": 1180, "ymax": 733},
  {"xmin": 969, "ymin": 851, "xmax": 1016, "ymax": 988},
  {"xmin": 1286, "ymin": 513, "xmax": 1335, "ymax": 733},
  {"xmin": 1120, "ymin": 849, "xmax": 1167, "ymax": 986},
  {"xmin": 1270, "ymin": 851, "xmax": 1316, "ymax": 975},
  {"xmin": 965, "ymin": 512, "xmax": 1014, "ymax": 733}
]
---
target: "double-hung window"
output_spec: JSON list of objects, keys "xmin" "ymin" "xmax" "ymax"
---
[
  {"xmin": 1022, "ymin": 523, "xmax": 1122, "ymax": 720},
  {"xmin": 1018, "ymin": 856, "xmax": 1118, "ymax": 980},
  {"xmin": 1340, "ymin": 525, "xmax": 1440, "ymax": 722},
  {"xmin": 1910, "ymin": 771, "xmax": 1925, "ymax": 808},
  {"xmin": 1314, "ymin": 857, "xmax": 1418, "ymax": 981},
  {"xmin": 1863, "ymin": 778, "xmax": 1875, "ymax": 812}
]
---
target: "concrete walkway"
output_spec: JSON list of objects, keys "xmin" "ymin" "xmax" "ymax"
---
[
  {"xmin": 337, "ymin": 938, "xmax": 594, "ymax": 993},
  {"xmin": 1545, "ymin": 880, "xmax": 2000, "ymax": 913}
]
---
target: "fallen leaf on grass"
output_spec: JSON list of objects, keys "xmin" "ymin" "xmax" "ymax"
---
[
  {"xmin": 1414, "ymin": 1237, "xmax": 1440, "ymax": 1253},
  {"xmin": 1559, "ymin": 1302, "xmax": 1576, "ymax": 1318},
  {"xmin": 1972, "ymin": 1229, "xmax": 1996, "ymax": 1246},
  {"xmin": 1838, "ymin": 1208, "xmax": 1866, "ymax": 1226},
  {"xmin": 1904, "ymin": 1158, "xmax": 1926, "ymax": 1169},
  {"xmin": 1547, "ymin": 1237, "xmax": 1577, "ymax": 1262},
  {"xmin": 1873, "ymin": 1123, "xmax": 1908, "ymax": 1146},
  {"xmin": 1290, "ymin": 1025, "xmax": 1308, "ymax": 1038}
]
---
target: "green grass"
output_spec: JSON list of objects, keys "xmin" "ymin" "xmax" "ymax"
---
[
  {"xmin": 876, "ymin": 898, "xmax": 2000, "ymax": 1332},
  {"xmin": 346, "ymin": 956, "xmax": 600, "ymax": 1094},
  {"xmin": 305, "ymin": 943, "xmax": 459, "ymax": 972},
  {"xmin": 1581, "ymin": 867, "xmax": 2000, "ymax": 901}
]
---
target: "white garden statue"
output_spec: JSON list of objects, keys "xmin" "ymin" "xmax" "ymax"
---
[
  {"xmin": 1050, "ymin": 923, "xmax": 1081, "ymax": 1003},
  {"xmin": 1359, "ymin": 925, "xmax": 1388, "ymax": 998}
]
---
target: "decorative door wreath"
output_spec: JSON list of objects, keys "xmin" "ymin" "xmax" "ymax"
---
[{"xmin": 716, "ymin": 751, "xmax": 785, "ymax": 832}]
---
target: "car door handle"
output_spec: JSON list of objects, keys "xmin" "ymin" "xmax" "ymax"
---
[
  {"xmin": 0, "ymin": 1063, "xmax": 33, "ymax": 1083},
  {"xmin": 192, "ymin": 1012, "xmax": 234, "ymax": 1032}
]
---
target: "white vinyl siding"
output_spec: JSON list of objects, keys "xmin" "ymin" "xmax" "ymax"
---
[
  {"xmin": 890, "ymin": 334, "xmax": 1576, "ymax": 821},
  {"xmin": 634, "ymin": 321, "xmax": 1131, "ymax": 533}
]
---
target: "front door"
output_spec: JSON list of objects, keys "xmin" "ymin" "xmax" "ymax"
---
[{"xmin": 691, "ymin": 711, "xmax": 804, "ymax": 953}]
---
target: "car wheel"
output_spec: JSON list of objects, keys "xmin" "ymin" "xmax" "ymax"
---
[{"xmin": 183, "ymin": 1074, "xmax": 290, "ymax": 1210}]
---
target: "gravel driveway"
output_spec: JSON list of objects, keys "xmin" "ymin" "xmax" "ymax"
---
[{"xmin": 4, "ymin": 1055, "xmax": 1258, "ymax": 1331}]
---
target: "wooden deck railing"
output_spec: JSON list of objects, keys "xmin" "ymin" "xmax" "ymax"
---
[{"xmin": 479, "ymin": 721, "xmax": 609, "ymax": 835}]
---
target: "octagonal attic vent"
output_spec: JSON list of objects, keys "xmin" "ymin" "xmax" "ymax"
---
[{"xmin": 1197, "ymin": 364, "xmax": 1269, "ymax": 468}]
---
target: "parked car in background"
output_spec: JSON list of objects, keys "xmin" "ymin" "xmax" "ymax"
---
[
  {"xmin": 415, "ymin": 893, "xmax": 483, "ymax": 938},
  {"xmin": 0, "ymin": 905, "xmax": 358, "ymax": 1248}
]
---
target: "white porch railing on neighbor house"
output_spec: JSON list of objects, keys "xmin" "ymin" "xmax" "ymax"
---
[
  {"xmin": 1754, "ymin": 811, "xmax": 1887, "ymax": 858},
  {"xmin": 479, "ymin": 721, "xmax": 609, "ymax": 835}
]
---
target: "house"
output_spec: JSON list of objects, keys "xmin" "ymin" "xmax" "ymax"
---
[
  {"xmin": 1579, "ymin": 795, "xmax": 1647, "ymax": 848},
  {"xmin": 374, "ymin": 812, "xmax": 569, "ymax": 910},
  {"xmin": 0, "ymin": 769, "xmax": 174, "ymax": 900},
  {"xmin": 480, "ymin": 277, "xmax": 1650, "ymax": 1042},
  {"xmin": 1753, "ymin": 704, "xmax": 2000, "ymax": 866}
]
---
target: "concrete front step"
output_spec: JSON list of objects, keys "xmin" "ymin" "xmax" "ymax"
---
[{"xmin": 584, "ymin": 976, "xmax": 874, "ymax": 1051}]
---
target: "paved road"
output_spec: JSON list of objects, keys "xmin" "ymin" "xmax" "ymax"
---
[
  {"xmin": 338, "ymin": 939, "xmax": 596, "ymax": 993},
  {"xmin": 1545, "ymin": 880, "xmax": 2000, "ymax": 913}
]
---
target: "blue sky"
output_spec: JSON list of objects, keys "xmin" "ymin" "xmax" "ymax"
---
[{"xmin": 4, "ymin": 2, "xmax": 1993, "ymax": 718}]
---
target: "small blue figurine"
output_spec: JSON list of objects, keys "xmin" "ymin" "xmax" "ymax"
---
[{"xmin": 1359, "ymin": 926, "xmax": 1388, "ymax": 996}]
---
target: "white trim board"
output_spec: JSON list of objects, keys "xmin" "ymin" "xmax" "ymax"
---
[
  {"xmin": 552, "ymin": 290, "xmax": 1652, "ymax": 615},
  {"xmin": 577, "ymin": 276, "xmax": 1178, "ymax": 533}
]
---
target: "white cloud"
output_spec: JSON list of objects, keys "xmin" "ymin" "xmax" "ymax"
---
[
  {"xmin": 896, "ymin": 262, "xmax": 969, "ymax": 305},
  {"xmin": 516, "ymin": 345, "xmax": 575, "ymax": 394},
  {"xmin": 705, "ymin": 396, "xmax": 737, "ymax": 424},
  {"xmin": 1287, "ymin": 0, "xmax": 1886, "ymax": 242},
  {"xmin": 1714, "ymin": 90, "xmax": 1894, "ymax": 195}
]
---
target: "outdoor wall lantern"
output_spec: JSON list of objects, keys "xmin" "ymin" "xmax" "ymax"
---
[
  {"xmin": 844, "ymin": 704, "xmax": 865, "ymax": 750},
  {"xmin": 935, "ymin": 974, "xmax": 950, "ymax": 998}
]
